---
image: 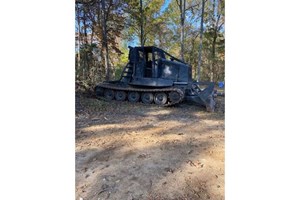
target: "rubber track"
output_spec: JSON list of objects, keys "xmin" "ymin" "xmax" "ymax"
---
[{"xmin": 97, "ymin": 83, "xmax": 184, "ymax": 106}]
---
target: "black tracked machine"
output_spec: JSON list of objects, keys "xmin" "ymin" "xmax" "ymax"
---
[{"xmin": 95, "ymin": 46, "xmax": 216, "ymax": 112}]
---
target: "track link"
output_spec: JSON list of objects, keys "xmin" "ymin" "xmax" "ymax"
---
[{"xmin": 95, "ymin": 83, "xmax": 184, "ymax": 106}]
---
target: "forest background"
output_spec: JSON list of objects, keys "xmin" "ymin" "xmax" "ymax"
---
[{"xmin": 75, "ymin": 0, "xmax": 225, "ymax": 91}]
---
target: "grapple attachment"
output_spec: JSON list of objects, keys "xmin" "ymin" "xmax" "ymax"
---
[{"xmin": 186, "ymin": 82, "xmax": 216, "ymax": 112}]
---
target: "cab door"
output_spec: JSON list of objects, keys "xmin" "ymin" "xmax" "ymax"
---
[
  {"xmin": 152, "ymin": 48, "xmax": 165, "ymax": 78},
  {"xmin": 134, "ymin": 49, "xmax": 146, "ymax": 78}
]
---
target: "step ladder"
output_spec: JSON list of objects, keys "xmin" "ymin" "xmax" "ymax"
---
[{"xmin": 120, "ymin": 63, "xmax": 133, "ymax": 81}]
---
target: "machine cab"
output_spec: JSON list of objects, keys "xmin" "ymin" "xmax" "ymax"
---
[
  {"xmin": 129, "ymin": 46, "xmax": 164, "ymax": 78},
  {"xmin": 128, "ymin": 46, "xmax": 191, "ymax": 87}
]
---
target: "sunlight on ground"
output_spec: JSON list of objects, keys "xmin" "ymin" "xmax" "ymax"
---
[{"xmin": 76, "ymin": 97, "xmax": 225, "ymax": 200}]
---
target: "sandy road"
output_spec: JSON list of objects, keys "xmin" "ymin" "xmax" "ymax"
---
[{"xmin": 75, "ymin": 96, "xmax": 224, "ymax": 200}]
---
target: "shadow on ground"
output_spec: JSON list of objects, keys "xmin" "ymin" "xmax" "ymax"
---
[{"xmin": 75, "ymin": 95, "xmax": 225, "ymax": 200}]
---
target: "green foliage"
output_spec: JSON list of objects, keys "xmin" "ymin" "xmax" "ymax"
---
[
  {"xmin": 123, "ymin": 0, "xmax": 166, "ymax": 46},
  {"xmin": 75, "ymin": 0, "xmax": 225, "ymax": 92}
]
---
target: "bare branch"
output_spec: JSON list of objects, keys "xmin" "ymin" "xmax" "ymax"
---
[
  {"xmin": 75, "ymin": 0, "xmax": 96, "ymax": 5},
  {"xmin": 185, "ymin": 3, "xmax": 200, "ymax": 11}
]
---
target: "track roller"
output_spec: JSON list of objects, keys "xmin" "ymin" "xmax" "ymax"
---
[
  {"xmin": 104, "ymin": 89, "xmax": 115, "ymax": 100},
  {"xmin": 115, "ymin": 90, "xmax": 126, "ymax": 101},
  {"xmin": 141, "ymin": 92, "xmax": 154, "ymax": 104},
  {"xmin": 128, "ymin": 91, "xmax": 140, "ymax": 102},
  {"xmin": 154, "ymin": 92, "xmax": 167, "ymax": 105}
]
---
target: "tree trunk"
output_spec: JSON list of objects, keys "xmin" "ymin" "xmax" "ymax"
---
[
  {"xmin": 210, "ymin": 35, "xmax": 216, "ymax": 82},
  {"xmin": 90, "ymin": 26, "xmax": 94, "ymax": 44},
  {"xmin": 179, "ymin": 0, "xmax": 186, "ymax": 61},
  {"xmin": 210, "ymin": 0, "xmax": 219, "ymax": 82},
  {"xmin": 76, "ymin": 4, "xmax": 81, "ymax": 79},
  {"xmin": 101, "ymin": 0, "xmax": 110, "ymax": 81},
  {"xmin": 139, "ymin": 0, "xmax": 144, "ymax": 47},
  {"xmin": 83, "ymin": 12, "xmax": 90, "ymax": 78},
  {"xmin": 83, "ymin": 12, "xmax": 89, "ymax": 45},
  {"xmin": 197, "ymin": 0, "xmax": 205, "ymax": 82}
]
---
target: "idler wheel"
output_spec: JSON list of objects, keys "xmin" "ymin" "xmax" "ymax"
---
[
  {"xmin": 128, "ymin": 91, "xmax": 140, "ymax": 102},
  {"xmin": 141, "ymin": 92, "xmax": 154, "ymax": 104},
  {"xmin": 115, "ymin": 90, "xmax": 126, "ymax": 101},
  {"xmin": 154, "ymin": 92, "xmax": 167, "ymax": 105},
  {"xmin": 169, "ymin": 91, "xmax": 181, "ymax": 103},
  {"xmin": 104, "ymin": 89, "xmax": 115, "ymax": 100},
  {"xmin": 95, "ymin": 86, "xmax": 104, "ymax": 97}
]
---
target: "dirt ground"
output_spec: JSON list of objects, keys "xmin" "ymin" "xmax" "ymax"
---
[{"xmin": 75, "ymin": 95, "xmax": 224, "ymax": 200}]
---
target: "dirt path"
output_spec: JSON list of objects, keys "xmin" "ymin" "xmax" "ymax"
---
[{"xmin": 76, "ymin": 96, "xmax": 224, "ymax": 200}]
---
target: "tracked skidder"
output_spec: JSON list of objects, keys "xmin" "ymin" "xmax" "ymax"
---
[{"xmin": 95, "ymin": 46, "xmax": 216, "ymax": 112}]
